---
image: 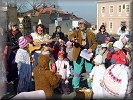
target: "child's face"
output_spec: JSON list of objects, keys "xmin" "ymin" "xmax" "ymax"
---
[
  {"xmin": 114, "ymin": 46, "xmax": 120, "ymax": 52},
  {"xmin": 58, "ymin": 56, "xmax": 64, "ymax": 61}
]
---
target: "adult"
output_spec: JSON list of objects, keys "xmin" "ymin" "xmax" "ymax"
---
[
  {"xmin": 96, "ymin": 25, "xmax": 110, "ymax": 44},
  {"xmin": 6, "ymin": 22, "xmax": 22, "ymax": 92},
  {"xmin": 27, "ymin": 24, "xmax": 54, "ymax": 68},
  {"xmin": 51, "ymin": 26, "xmax": 66, "ymax": 60},
  {"xmin": 117, "ymin": 25, "xmax": 129, "ymax": 42},
  {"xmin": 68, "ymin": 19, "xmax": 98, "ymax": 90}
]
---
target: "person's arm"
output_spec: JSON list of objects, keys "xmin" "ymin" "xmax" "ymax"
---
[
  {"xmin": 115, "ymin": 51, "xmax": 127, "ymax": 65},
  {"xmin": 117, "ymin": 27, "xmax": 122, "ymax": 36},
  {"xmin": 48, "ymin": 71, "xmax": 62, "ymax": 88},
  {"xmin": 88, "ymin": 31, "xmax": 98, "ymax": 53}
]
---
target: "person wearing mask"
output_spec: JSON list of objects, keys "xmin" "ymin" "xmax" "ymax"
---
[{"xmin": 68, "ymin": 19, "xmax": 97, "ymax": 91}]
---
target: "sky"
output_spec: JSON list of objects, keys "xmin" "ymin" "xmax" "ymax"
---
[{"xmin": 58, "ymin": 0, "xmax": 97, "ymax": 23}]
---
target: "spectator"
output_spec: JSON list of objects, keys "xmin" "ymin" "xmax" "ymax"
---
[
  {"xmin": 96, "ymin": 25, "xmax": 110, "ymax": 44},
  {"xmin": 117, "ymin": 26, "xmax": 129, "ymax": 42}
]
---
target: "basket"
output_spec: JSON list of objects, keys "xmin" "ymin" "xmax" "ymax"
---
[{"xmin": 75, "ymin": 87, "xmax": 92, "ymax": 100}]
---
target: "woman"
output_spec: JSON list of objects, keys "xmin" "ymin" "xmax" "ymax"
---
[
  {"xmin": 27, "ymin": 24, "xmax": 53, "ymax": 68},
  {"xmin": 6, "ymin": 22, "xmax": 22, "ymax": 92},
  {"xmin": 96, "ymin": 25, "xmax": 110, "ymax": 44}
]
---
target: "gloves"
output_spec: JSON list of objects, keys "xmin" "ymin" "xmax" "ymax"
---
[
  {"xmin": 110, "ymin": 48, "xmax": 115, "ymax": 53},
  {"xmin": 65, "ymin": 79, "xmax": 69, "ymax": 84},
  {"xmin": 110, "ymin": 58, "xmax": 116, "ymax": 64}
]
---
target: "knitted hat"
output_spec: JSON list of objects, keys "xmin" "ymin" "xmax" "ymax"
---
[
  {"xmin": 19, "ymin": 37, "xmax": 28, "ymax": 48},
  {"xmin": 113, "ymin": 41, "xmax": 123, "ymax": 49},
  {"xmin": 66, "ymin": 41, "xmax": 72, "ymax": 46},
  {"xmin": 101, "ymin": 43, "xmax": 107, "ymax": 48},
  {"xmin": 93, "ymin": 55, "xmax": 103, "ymax": 64},
  {"xmin": 78, "ymin": 19, "xmax": 86, "ymax": 24},
  {"xmin": 58, "ymin": 51, "xmax": 64, "ymax": 57}
]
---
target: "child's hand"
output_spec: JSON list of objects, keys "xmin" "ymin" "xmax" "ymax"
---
[
  {"xmin": 100, "ymin": 80, "xmax": 103, "ymax": 87},
  {"xmin": 87, "ymin": 78, "xmax": 93, "ymax": 82}
]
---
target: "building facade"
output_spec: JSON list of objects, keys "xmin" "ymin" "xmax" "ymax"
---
[{"xmin": 97, "ymin": 0, "xmax": 132, "ymax": 34}]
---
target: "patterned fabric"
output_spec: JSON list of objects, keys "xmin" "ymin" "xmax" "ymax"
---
[
  {"xmin": 103, "ymin": 64, "xmax": 129, "ymax": 99},
  {"xmin": 15, "ymin": 48, "xmax": 30, "ymax": 65}
]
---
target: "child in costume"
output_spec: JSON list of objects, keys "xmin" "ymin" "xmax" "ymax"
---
[
  {"xmin": 55, "ymin": 51, "xmax": 71, "ymax": 94},
  {"xmin": 87, "ymin": 55, "xmax": 106, "ymax": 99},
  {"xmin": 15, "ymin": 37, "xmax": 32, "ymax": 94},
  {"xmin": 66, "ymin": 41, "xmax": 74, "ymax": 76},
  {"xmin": 33, "ymin": 54, "xmax": 61, "ymax": 99}
]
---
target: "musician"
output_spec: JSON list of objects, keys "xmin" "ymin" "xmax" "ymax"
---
[{"xmin": 27, "ymin": 24, "xmax": 52, "ymax": 68}]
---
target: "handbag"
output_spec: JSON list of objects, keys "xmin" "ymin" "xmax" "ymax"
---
[{"xmin": 4, "ymin": 45, "xmax": 8, "ymax": 55}]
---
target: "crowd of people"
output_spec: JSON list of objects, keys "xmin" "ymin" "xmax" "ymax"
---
[{"xmin": 0, "ymin": 19, "xmax": 133, "ymax": 99}]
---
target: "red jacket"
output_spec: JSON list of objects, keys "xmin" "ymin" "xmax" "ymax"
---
[{"xmin": 107, "ymin": 50, "xmax": 127, "ymax": 65}]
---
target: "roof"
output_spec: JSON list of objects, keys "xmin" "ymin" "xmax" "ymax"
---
[{"xmin": 24, "ymin": 6, "xmax": 67, "ymax": 16}]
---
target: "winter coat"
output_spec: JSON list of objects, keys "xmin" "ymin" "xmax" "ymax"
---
[
  {"xmin": 55, "ymin": 60, "xmax": 70, "ymax": 79},
  {"xmin": 107, "ymin": 50, "xmax": 127, "ymax": 65},
  {"xmin": 68, "ymin": 29, "xmax": 97, "ymax": 61}
]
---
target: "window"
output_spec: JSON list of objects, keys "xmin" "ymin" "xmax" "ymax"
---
[
  {"xmin": 118, "ymin": 5, "xmax": 122, "ymax": 12},
  {"xmin": 121, "ymin": 21, "xmax": 126, "ymax": 26},
  {"xmin": 123, "ymin": 4, "xmax": 125, "ymax": 9},
  {"xmin": 109, "ymin": 22, "xmax": 113, "ymax": 29},
  {"xmin": 110, "ymin": 6, "xmax": 113, "ymax": 13},
  {"xmin": 126, "ymin": 5, "xmax": 129, "ymax": 12},
  {"xmin": 102, "ymin": 6, "xmax": 105, "ymax": 13}
]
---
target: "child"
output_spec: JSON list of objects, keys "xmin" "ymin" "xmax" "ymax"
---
[
  {"xmin": 99, "ymin": 43, "xmax": 110, "ymax": 68},
  {"xmin": 55, "ymin": 51, "xmax": 71, "ymax": 94},
  {"xmin": 107, "ymin": 40, "xmax": 127, "ymax": 65},
  {"xmin": 121, "ymin": 37, "xmax": 131, "ymax": 66},
  {"xmin": 87, "ymin": 55, "xmax": 106, "ymax": 99},
  {"xmin": 33, "ymin": 54, "xmax": 61, "ymax": 99},
  {"xmin": 15, "ymin": 37, "xmax": 32, "ymax": 94},
  {"xmin": 66, "ymin": 41, "xmax": 74, "ymax": 76},
  {"xmin": 102, "ymin": 64, "xmax": 131, "ymax": 99},
  {"xmin": 95, "ymin": 40, "xmax": 102, "ymax": 55}
]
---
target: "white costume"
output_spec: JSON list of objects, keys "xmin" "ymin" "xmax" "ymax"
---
[
  {"xmin": 90, "ymin": 55, "xmax": 106, "ymax": 99},
  {"xmin": 117, "ymin": 27, "xmax": 129, "ymax": 42},
  {"xmin": 55, "ymin": 60, "xmax": 70, "ymax": 79},
  {"xmin": 102, "ymin": 64, "xmax": 131, "ymax": 99}
]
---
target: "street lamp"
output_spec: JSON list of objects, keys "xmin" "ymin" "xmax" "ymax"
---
[{"xmin": 18, "ymin": 17, "xmax": 24, "ymax": 35}]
